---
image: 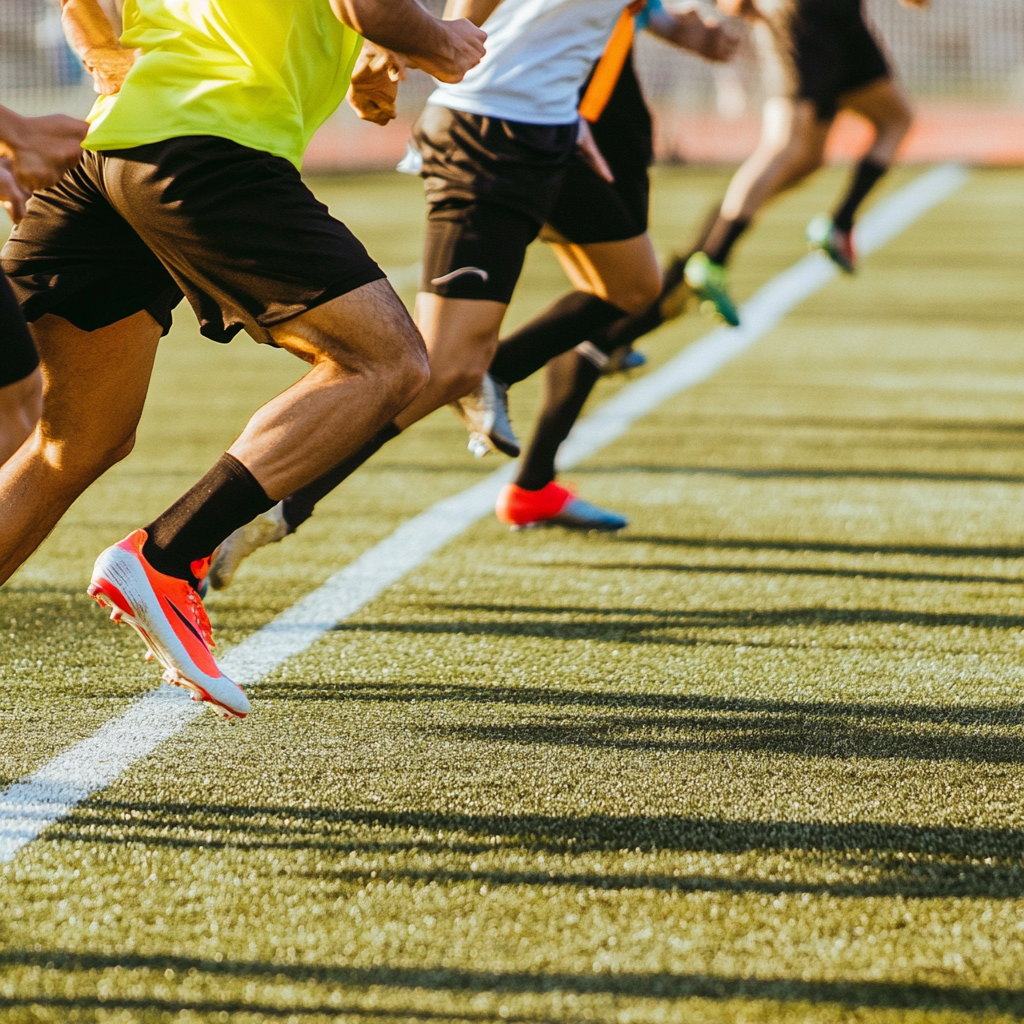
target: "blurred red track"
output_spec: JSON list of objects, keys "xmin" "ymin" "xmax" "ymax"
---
[{"xmin": 304, "ymin": 101, "xmax": 1024, "ymax": 174}]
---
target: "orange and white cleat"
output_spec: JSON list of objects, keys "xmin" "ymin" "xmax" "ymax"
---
[
  {"xmin": 88, "ymin": 530, "xmax": 250, "ymax": 721},
  {"xmin": 495, "ymin": 481, "xmax": 627, "ymax": 532}
]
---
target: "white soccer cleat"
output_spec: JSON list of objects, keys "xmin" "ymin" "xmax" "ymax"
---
[
  {"xmin": 450, "ymin": 372, "xmax": 520, "ymax": 458},
  {"xmin": 208, "ymin": 501, "xmax": 290, "ymax": 591}
]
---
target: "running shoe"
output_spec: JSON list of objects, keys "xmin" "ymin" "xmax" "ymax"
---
[
  {"xmin": 683, "ymin": 251, "xmax": 740, "ymax": 327},
  {"xmin": 451, "ymin": 372, "xmax": 520, "ymax": 458},
  {"xmin": 807, "ymin": 214, "xmax": 857, "ymax": 273},
  {"xmin": 208, "ymin": 501, "xmax": 289, "ymax": 591},
  {"xmin": 88, "ymin": 530, "xmax": 250, "ymax": 720},
  {"xmin": 602, "ymin": 346, "xmax": 647, "ymax": 375},
  {"xmin": 496, "ymin": 481, "xmax": 628, "ymax": 532}
]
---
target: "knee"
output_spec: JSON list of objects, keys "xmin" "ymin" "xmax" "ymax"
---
[
  {"xmin": 609, "ymin": 274, "xmax": 661, "ymax": 315},
  {"xmin": 37, "ymin": 427, "xmax": 136, "ymax": 481}
]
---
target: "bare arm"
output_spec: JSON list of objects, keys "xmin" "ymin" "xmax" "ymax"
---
[
  {"xmin": 330, "ymin": 0, "xmax": 487, "ymax": 82},
  {"xmin": 0, "ymin": 104, "xmax": 88, "ymax": 195},
  {"xmin": 647, "ymin": 6, "xmax": 742, "ymax": 61},
  {"xmin": 61, "ymin": 0, "xmax": 139, "ymax": 95},
  {"xmin": 442, "ymin": 0, "xmax": 503, "ymax": 27}
]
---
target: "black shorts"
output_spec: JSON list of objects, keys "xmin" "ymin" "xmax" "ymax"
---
[
  {"xmin": 0, "ymin": 272, "xmax": 39, "ymax": 388},
  {"xmin": 758, "ymin": 0, "xmax": 890, "ymax": 121},
  {"xmin": 416, "ymin": 74, "xmax": 652, "ymax": 304},
  {"xmin": 2, "ymin": 136, "xmax": 385, "ymax": 344}
]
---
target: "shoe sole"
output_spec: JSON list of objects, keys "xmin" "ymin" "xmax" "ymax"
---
[{"xmin": 88, "ymin": 550, "xmax": 249, "ymax": 721}]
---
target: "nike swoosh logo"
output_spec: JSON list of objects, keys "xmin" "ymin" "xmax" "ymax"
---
[{"xmin": 430, "ymin": 266, "xmax": 490, "ymax": 285}]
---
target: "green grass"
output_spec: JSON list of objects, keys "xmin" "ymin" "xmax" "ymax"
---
[{"xmin": 1, "ymin": 166, "xmax": 1024, "ymax": 1023}]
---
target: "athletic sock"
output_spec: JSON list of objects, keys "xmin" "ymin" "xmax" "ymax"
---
[
  {"xmin": 833, "ymin": 157, "xmax": 887, "ymax": 232},
  {"xmin": 702, "ymin": 216, "xmax": 751, "ymax": 266},
  {"xmin": 143, "ymin": 452, "xmax": 274, "ymax": 587},
  {"xmin": 489, "ymin": 291, "xmax": 627, "ymax": 388},
  {"xmin": 282, "ymin": 422, "xmax": 400, "ymax": 531},
  {"xmin": 515, "ymin": 350, "xmax": 602, "ymax": 492}
]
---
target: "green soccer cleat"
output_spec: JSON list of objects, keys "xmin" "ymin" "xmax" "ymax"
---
[
  {"xmin": 807, "ymin": 214, "xmax": 857, "ymax": 274},
  {"xmin": 683, "ymin": 251, "xmax": 740, "ymax": 327}
]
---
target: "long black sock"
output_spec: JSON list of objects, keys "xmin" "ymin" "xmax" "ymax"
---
[
  {"xmin": 281, "ymin": 422, "xmax": 400, "ymax": 531},
  {"xmin": 489, "ymin": 291, "xmax": 627, "ymax": 387},
  {"xmin": 703, "ymin": 215, "xmax": 751, "ymax": 266},
  {"xmin": 143, "ymin": 453, "xmax": 273, "ymax": 587},
  {"xmin": 515, "ymin": 350, "xmax": 601, "ymax": 492},
  {"xmin": 833, "ymin": 157, "xmax": 887, "ymax": 232}
]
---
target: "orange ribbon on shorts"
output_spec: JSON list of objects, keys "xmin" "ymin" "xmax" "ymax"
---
[{"xmin": 578, "ymin": 1, "xmax": 647, "ymax": 123}]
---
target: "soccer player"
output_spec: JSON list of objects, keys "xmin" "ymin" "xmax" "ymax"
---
[
  {"xmin": 681, "ymin": 0, "xmax": 926, "ymax": 326},
  {"xmin": 0, "ymin": 105, "xmax": 88, "ymax": 465},
  {"xmin": 207, "ymin": 0, "xmax": 739, "ymax": 586},
  {"xmin": 0, "ymin": 0, "xmax": 485, "ymax": 719}
]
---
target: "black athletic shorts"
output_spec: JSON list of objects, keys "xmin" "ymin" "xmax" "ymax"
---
[
  {"xmin": 758, "ymin": 0, "xmax": 891, "ymax": 121},
  {"xmin": 2, "ymin": 136, "xmax": 385, "ymax": 344},
  {"xmin": 415, "ymin": 67, "xmax": 652, "ymax": 305},
  {"xmin": 0, "ymin": 272, "xmax": 39, "ymax": 388}
]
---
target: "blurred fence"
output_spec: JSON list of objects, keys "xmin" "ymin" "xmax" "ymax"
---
[{"xmin": 2, "ymin": 0, "xmax": 1022, "ymax": 166}]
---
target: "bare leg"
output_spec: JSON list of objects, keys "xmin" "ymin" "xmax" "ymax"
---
[
  {"xmin": 395, "ymin": 295, "xmax": 507, "ymax": 430},
  {"xmin": 0, "ymin": 367, "xmax": 41, "ymax": 466},
  {"xmin": 840, "ymin": 77, "xmax": 912, "ymax": 166},
  {"xmin": 548, "ymin": 233, "xmax": 662, "ymax": 314},
  {"xmin": 719, "ymin": 97, "xmax": 831, "ymax": 222},
  {"xmin": 228, "ymin": 278, "xmax": 428, "ymax": 499},
  {"xmin": 0, "ymin": 310, "xmax": 162, "ymax": 584}
]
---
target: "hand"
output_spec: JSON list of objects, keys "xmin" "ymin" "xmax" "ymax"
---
[
  {"xmin": 82, "ymin": 43, "xmax": 140, "ymax": 95},
  {"xmin": 347, "ymin": 43, "xmax": 406, "ymax": 125},
  {"xmin": 675, "ymin": 9, "xmax": 744, "ymax": 61},
  {"xmin": 407, "ymin": 18, "xmax": 486, "ymax": 83},
  {"xmin": 576, "ymin": 119, "xmax": 614, "ymax": 184},
  {"xmin": 715, "ymin": 0, "xmax": 761, "ymax": 19},
  {"xmin": 0, "ymin": 157, "xmax": 31, "ymax": 223},
  {"xmin": 0, "ymin": 112, "xmax": 89, "ymax": 192}
]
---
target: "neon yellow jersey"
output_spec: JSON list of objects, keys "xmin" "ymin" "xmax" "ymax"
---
[{"xmin": 85, "ymin": 0, "xmax": 362, "ymax": 169}]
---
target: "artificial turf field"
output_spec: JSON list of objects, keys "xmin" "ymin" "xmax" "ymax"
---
[{"xmin": 1, "ymin": 164, "xmax": 1024, "ymax": 1023}]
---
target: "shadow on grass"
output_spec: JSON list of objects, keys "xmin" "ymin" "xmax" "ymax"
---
[
  {"xmin": 573, "ymin": 463, "xmax": 1024, "ymax": 485},
  {"xmin": 536, "ymin": 559, "xmax": 1024, "ymax": 587},
  {"xmin": 51, "ymin": 798, "xmax": 1024, "ymax": 899},
  {"xmin": 1, "ymin": 951, "xmax": 1022, "ymax": 1015},
  {"xmin": 617, "ymin": 535, "xmax": 1024, "ymax": 561}
]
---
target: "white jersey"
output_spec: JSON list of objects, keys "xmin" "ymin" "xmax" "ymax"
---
[{"xmin": 428, "ymin": 0, "xmax": 630, "ymax": 126}]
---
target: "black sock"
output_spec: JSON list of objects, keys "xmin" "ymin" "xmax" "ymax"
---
[
  {"xmin": 281, "ymin": 422, "xmax": 400, "ymax": 531},
  {"xmin": 143, "ymin": 453, "xmax": 273, "ymax": 587},
  {"xmin": 833, "ymin": 157, "xmax": 888, "ymax": 232},
  {"xmin": 489, "ymin": 291, "xmax": 627, "ymax": 388},
  {"xmin": 703, "ymin": 215, "xmax": 750, "ymax": 266},
  {"xmin": 515, "ymin": 350, "xmax": 601, "ymax": 492}
]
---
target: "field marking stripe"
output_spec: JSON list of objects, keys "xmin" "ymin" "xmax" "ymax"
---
[{"xmin": 0, "ymin": 164, "xmax": 968, "ymax": 864}]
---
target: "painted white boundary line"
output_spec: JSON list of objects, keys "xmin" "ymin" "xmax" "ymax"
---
[{"xmin": 0, "ymin": 164, "xmax": 968, "ymax": 864}]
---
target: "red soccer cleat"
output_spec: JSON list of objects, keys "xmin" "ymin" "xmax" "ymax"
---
[
  {"xmin": 495, "ymin": 481, "xmax": 627, "ymax": 532},
  {"xmin": 88, "ymin": 530, "xmax": 250, "ymax": 720}
]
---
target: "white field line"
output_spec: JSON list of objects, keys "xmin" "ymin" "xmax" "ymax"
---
[{"xmin": 0, "ymin": 164, "xmax": 968, "ymax": 865}]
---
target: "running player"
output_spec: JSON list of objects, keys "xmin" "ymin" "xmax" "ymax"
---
[
  {"xmin": 0, "ymin": 0, "xmax": 485, "ymax": 719},
  {"xmin": 207, "ymin": 0, "xmax": 738, "ymax": 587},
  {"xmin": 0, "ymin": 105, "xmax": 88, "ymax": 465},
  {"xmin": 681, "ymin": 0, "xmax": 927, "ymax": 326}
]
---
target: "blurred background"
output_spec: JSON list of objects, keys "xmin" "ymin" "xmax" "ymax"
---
[{"xmin": 1, "ymin": 0, "xmax": 1022, "ymax": 168}]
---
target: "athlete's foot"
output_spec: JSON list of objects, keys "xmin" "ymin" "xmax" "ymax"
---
[
  {"xmin": 88, "ymin": 530, "xmax": 250, "ymax": 721},
  {"xmin": 602, "ymin": 345, "xmax": 647, "ymax": 375},
  {"xmin": 807, "ymin": 214, "xmax": 857, "ymax": 273},
  {"xmin": 208, "ymin": 501, "xmax": 290, "ymax": 591},
  {"xmin": 683, "ymin": 251, "xmax": 740, "ymax": 327},
  {"xmin": 451, "ymin": 372, "xmax": 520, "ymax": 458},
  {"xmin": 496, "ymin": 481, "xmax": 628, "ymax": 532}
]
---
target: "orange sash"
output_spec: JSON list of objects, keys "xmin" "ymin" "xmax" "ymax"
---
[{"xmin": 578, "ymin": 1, "xmax": 646, "ymax": 123}]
